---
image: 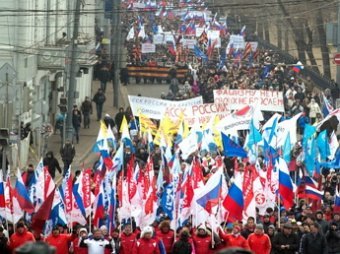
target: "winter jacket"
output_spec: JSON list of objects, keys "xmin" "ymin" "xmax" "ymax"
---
[
  {"xmin": 219, "ymin": 231, "xmax": 249, "ymax": 249},
  {"xmin": 325, "ymin": 229, "xmax": 340, "ymax": 254},
  {"xmin": 72, "ymin": 237, "xmax": 88, "ymax": 254},
  {"xmin": 81, "ymin": 100, "xmax": 93, "ymax": 114},
  {"xmin": 43, "ymin": 151, "xmax": 62, "ymax": 179},
  {"xmin": 9, "ymin": 229, "xmax": 35, "ymax": 252},
  {"xmin": 80, "ymin": 237, "xmax": 110, "ymax": 254},
  {"xmin": 104, "ymin": 116, "xmax": 115, "ymax": 128},
  {"xmin": 156, "ymin": 230, "xmax": 174, "ymax": 254},
  {"xmin": 60, "ymin": 143, "xmax": 76, "ymax": 163},
  {"xmin": 132, "ymin": 238, "xmax": 160, "ymax": 254},
  {"xmin": 172, "ymin": 239, "xmax": 192, "ymax": 254},
  {"xmin": 45, "ymin": 233, "xmax": 74, "ymax": 254},
  {"xmin": 0, "ymin": 235, "xmax": 10, "ymax": 254},
  {"xmin": 192, "ymin": 234, "xmax": 213, "ymax": 254},
  {"xmin": 93, "ymin": 92, "xmax": 106, "ymax": 105},
  {"xmin": 300, "ymin": 232, "xmax": 328, "ymax": 254},
  {"xmin": 272, "ymin": 232, "xmax": 298, "ymax": 254},
  {"xmin": 247, "ymin": 233, "xmax": 271, "ymax": 254},
  {"xmin": 120, "ymin": 232, "xmax": 137, "ymax": 254}
]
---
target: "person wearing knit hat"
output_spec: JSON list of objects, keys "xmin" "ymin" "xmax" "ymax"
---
[
  {"xmin": 156, "ymin": 220, "xmax": 174, "ymax": 254},
  {"xmin": 72, "ymin": 228, "xmax": 87, "ymax": 254},
  {"xmin": 193, "ymin": 224, "xmax": 212, "ymax": 254},
  {"xmin": 247, "ymin": 224, "xmax": 271, "ymax": 254},
  {"xmin": 218, "ymin": 224, "xmax": 249, "ymax": 250},
  {"xmin": 133, "ymin": 226, "xmax": 159, "ymax": 254}
]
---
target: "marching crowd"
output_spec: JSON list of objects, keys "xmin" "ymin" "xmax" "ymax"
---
[{"xmin": 2, "ymin": 1, "xmax": 340, "ymax": 254}]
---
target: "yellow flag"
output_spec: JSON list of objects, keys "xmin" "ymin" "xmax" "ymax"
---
[{"xmin": 119, "ymin": 115, "xmax": 129, "ymax": 134}]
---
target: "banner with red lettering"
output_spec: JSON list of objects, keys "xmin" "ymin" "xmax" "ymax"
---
[
  {"xmin": 82, "ymin": 169, "xmax": 93, "ymax": 217},
  {"xmin": 213, "ymin": 89, "xmax": 284, "ymax": 112},
  {"xmin": 165, "ymin": 103, "xmax": 230, "ymax": 127}
]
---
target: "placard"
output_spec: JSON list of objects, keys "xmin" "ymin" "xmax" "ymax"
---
[
  {"xmin": 128, "ymin": 95, "xmax": 203, "ymax": 120},
  {"xmin": 141, "ymin": 43, "xmax": 156, "ymax": 53},
  {"xmin": 182, "ymin": 39, "xmax": 197, "ymax": 49},
  {"xmin": 229, "ymin": 35, "xmax": 245, "ymax": 49},
  {"xmin": 213, "ymin": 89, "xmax": 284, "ymax": 112},
  {"xmin": 153, "ymin": 34, "xmax": 164, "ymax": 45}
]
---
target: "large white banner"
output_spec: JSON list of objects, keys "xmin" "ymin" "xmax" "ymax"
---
[
  {"xmin": 213, "ymin": 89, "xmax": 285, "ymax": 112},
  {"xmin": 141, "ymin": 43, "xmax": 156, "ymax": 53},
  {"xmin": 182, "ymin": 39, "xmax": 197, "ymax": 49},
  {"xmin": 229, "ymin": 35, "xmax": 245, "ymax": 49},
  {"xmin": 164, "ymin": 103, "xmax": 230, "ymax": 127},
  {"xmin": 128, "ymin": 95, "xmax": 203, "ymax": 120}
]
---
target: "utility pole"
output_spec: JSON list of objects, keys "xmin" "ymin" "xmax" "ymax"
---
[
  {"xmin": 66, "ymin": 0, "xmax": 82, "ymax": 141},
  {"xmin": 112, "ymin": 0, "xmax": 122, "ymax": 108},
  {"xmin": 337, "ymin": 1, "xmax": 340, "ymax": 85}
]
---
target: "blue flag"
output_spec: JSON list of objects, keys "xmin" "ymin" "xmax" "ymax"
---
[
  {"xmin": 304, "ymin": 139, "xmax": 317, "ymax": 175},
  {"xmin": 160, "ymin": 184, "xmax": 174, "ymax": 220},
  {"xmin": 283, "ymin": 132, "xmax": 291, "ymax": 163},
  {"xmin": 247, "ymin": 119, "xmax": 262, "ymax": 149},
  {"xmin": 317, "ymin": 130, "xmax": 330, "ymax": 161},
  {"xmin": 194, "ymin": 45, "xmax": 208, "ymax": 63},
  {"xmin": 302, "ymin": 124, "xmax": 316, "ymax": 148},
  {"xmin": 222, "ymin": 132, "xmax": 247, "ymax": 158}
]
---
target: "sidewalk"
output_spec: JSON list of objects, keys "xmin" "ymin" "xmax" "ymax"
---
[{"xmin": 40, "ymin": 79, "xmax": 129, "ymax": 183}]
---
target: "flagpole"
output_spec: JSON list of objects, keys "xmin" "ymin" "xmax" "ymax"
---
[
  {"xmin": 89, "ymin": 207, "xmax": 92, "ymax": 233},
  {"xmin": 277, "ymin": 195, "xmax": 281, "ymax": 229}
]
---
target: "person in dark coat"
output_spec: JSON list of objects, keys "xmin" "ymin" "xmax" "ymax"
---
[
  {"xmin": 172, "ymin": 230, "xmax": 192, "ymax": 254},
  {"xmin": 43, "ymin": 151, "xmax": 62, "ymax": 179},
  {"xmin": 114, "ymin": 107, "xmax": 126, "ymax": 132},
  {"xmin": 120, "ymin": 67, "xmax": 129, "ymax": 86},
  {"xmin": 0, "ymin": 226, "xmax": 10, "ymax": 254},
  {"xmin": 72, "ymin": 105, "xmax": 82, "ymax": 144},
  {"xmin": 325, "ymin": 222, "xmax": 340, "ymax": 254},
  {"xmin": 98, "ymin": 65, "xmax": 111, "ymax": 92},
  {"xmin": 272, "ymin": 223, "xmax": 298, "ymax": 254},
  {"xmin": 300, "ymin": 222, "xmax": 328, "ymax": 254},
  {"xmin": 60, "ymin": 139, "xmax": 76, "ymax": 175},
  {"xmin": 92, "ymin": 89, "xmax": 106, "ymax": 121},
  {"xmin": 315, "ymin": 210, "xmax": 329, "ymax": 234},
  {"xmin": 81, "ymin": 96, "xmax": 92, "ymax": 128},
  {"xmin": 103, "ymin": 114, "xmax": 115, "ymax": 129}
]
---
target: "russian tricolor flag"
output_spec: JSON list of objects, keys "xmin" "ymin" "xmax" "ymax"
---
[
  {"xmin": 278, "ymin": 158, "xmax": 294, "ymax": 210},
  {"xmin": 196, "ymin": 168, "xmax": 223, "ymax": 214},
  {"xmin": 304, "ymin": 186, "xmax": 324, "ymax": 200},
  {"xmin": 0, "ymin": 172, "xmax": 5, "ymax": 210},
  {"xmin": 292, "ymin": 61, "xmax": 304, "ymax": 73},
  {"xmin": 222, "ymin": 174, "xmax": 244, "ymax": 221},
  {"xmin": 14, "ymin": 169, "xmax": 35, "ymax": 213}
]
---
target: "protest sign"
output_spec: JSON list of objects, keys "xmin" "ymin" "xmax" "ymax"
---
[
  {"xmin": 153, "ymin": 34, "xmax": 164, "ymax": 45},
  {"xmin": 229, "ymin": 35, "xmax": 245, "ymax": 49},
  {"xmin": 128, "ymin": 95, "xmax": 203, "ymax": 120},
  {"xmin": 213, "ymin": 89, "xmax": 285, "ymax": 112},
  {"xmin": 249, "ymin": 41, "xmax": 258, "ymax": 52},
  {"xmin": 182, "ymin": 39, "xmax": 197, "ymax": 49},
  {"xmin": 141, "ymin": 43, "xmax": 156, "ymax": 53},
  {"xmin": 165, "ymin": 103, "xmax": 230, "ymax": 127},
  {"xmin": 196, "ymin": 27, "xmax": 205, "ymax": 37},
  {"xmin": 207, "ymin": 30, "xmax": 220, "ymax": 40}
]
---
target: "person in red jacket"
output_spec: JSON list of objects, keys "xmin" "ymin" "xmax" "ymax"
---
[
  {"xmin": 45, "ymin": 226, "xmax": 75, "ymax": 254},
  {"xmin": 72, "ymin": 227, "xmax": 88, "ymax": 254},
  {"xmin": 9, "ymin": 222, "xmax": 35, "ymax": 252},
  {"xmin": 120, "ymin": 224, "xmax": 137, "ymax": 254},
  {"xmin": 133, "ymin": 226, "xmax": 160, "ymax": 254},
  {"xmin": 192, "ymin": 225, "xmax": 212, "ymax": 254},
  {"xmin": 247, "ymin": 224, "xmax": 271, "ymax": 254},
  {"xmin": 156, "ymin": 220, "xmax": 174, "ymax": 254},
  {"xmin": 219, "ymin": 224, "xmax": 249, "ymax": 250}
]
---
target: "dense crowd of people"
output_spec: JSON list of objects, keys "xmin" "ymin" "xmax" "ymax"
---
[{"xmin": 2, "ymin": 1, "xmax": 339, "ymax": 254}]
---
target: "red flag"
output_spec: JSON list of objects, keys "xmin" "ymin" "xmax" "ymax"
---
[
  {"xmin": 127, "ymin": 156, "xmax": 137, "ymax": 201},
  {"xmin": 31, "ymin": 188, "xmax": 56, "ymax": 234},
  {"xmin": 191, "ymin": 158, "xmax": 204, "ymax": 189}
]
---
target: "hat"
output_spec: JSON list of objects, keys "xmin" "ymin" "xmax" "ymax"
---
[
  {"xmin": 52, "ymin": 225, "xmax": 60, "ymax": 231},
  {"xmin": 100, "ymin": 225, "xmax": 108, "ymax": 231},
  {"xmin": 141, "ymin": 226, "xmax": 153, "ymax": 237},
  {"xmin": 255, "ymin": 224, "xmax": 263, "ymax": 230},
  {"xmin": 283, "ymin": 223, "xmax": 293, "ymax": 229},
  {"xmin": 268, "ymin": 225, "xmax": 275, "ymax": 230},
  {"xmin": 79, "ymin": 228, "xmax": 87, "ymax": 234},
  {"xmin": 197, "ymin": 224, "xmax": 207, "ymax": 232}
]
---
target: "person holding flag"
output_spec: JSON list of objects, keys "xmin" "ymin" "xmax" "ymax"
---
[{"xmin": 45, "ymin": 226, "xmax": 76, "ymax": 254}]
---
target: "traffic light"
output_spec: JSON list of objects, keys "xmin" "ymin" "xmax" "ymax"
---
[
  {"xmin": 58, "ymin": 97, "xmax": 67, "ymax": 113},
  {"xmin": 0, "ymin": 128, "xmax": 9, "ymax": 146}
]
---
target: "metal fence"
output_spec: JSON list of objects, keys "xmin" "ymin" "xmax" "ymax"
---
[{"xmin": 257, "ymin": 38, "xmax": 336, "ymax": 91}]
